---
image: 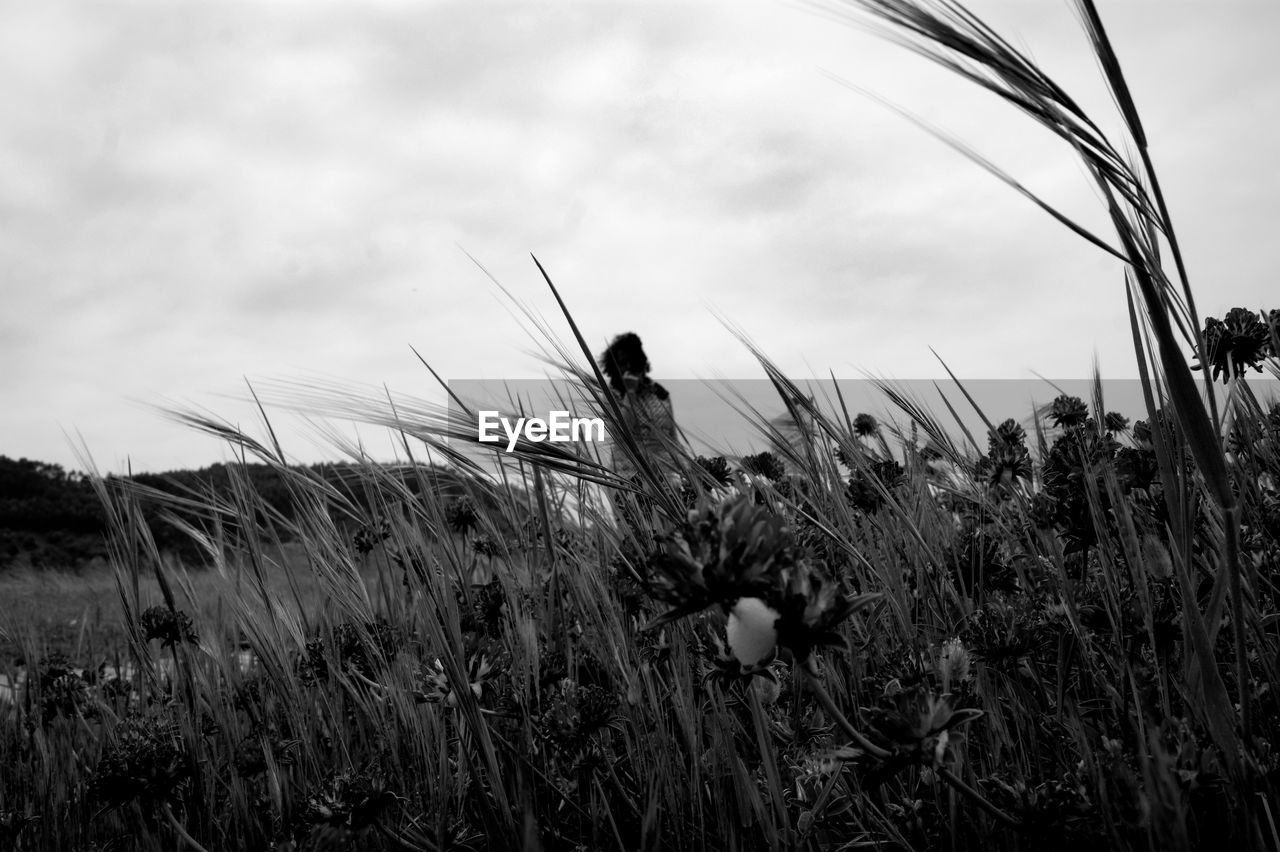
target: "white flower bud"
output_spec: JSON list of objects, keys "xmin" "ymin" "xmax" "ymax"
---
[{"xmin": 727, "ymin": 597, "xmax": 779, "ymax": 666}]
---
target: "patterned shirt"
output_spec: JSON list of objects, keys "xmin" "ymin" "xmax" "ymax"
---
[{"xmin": 609, "ymin": 380, "xmax": 678, "ymax": 482}]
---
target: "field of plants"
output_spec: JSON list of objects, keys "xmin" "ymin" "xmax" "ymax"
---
[{"xmin": 4, "ymin": 1, "xmax": 1280, "ymax": 850}]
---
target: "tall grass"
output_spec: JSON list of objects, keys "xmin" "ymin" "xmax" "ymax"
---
[{"xmin": 3, "ymin": 2, "xmax": 1279, "ymax": 850}]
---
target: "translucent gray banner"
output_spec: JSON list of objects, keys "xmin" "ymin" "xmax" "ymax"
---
[{"xmin": 446, "ymin": 376, "xmax": 1280, "ymax": 465}]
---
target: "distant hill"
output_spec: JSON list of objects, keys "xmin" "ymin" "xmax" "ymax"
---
[
  {"xmin": 0, "ymin": 457, "xmax": 107, "ymax": 569},
  {"xmin": 0, "ymin": 455, "xmax": 524, "ymax": 571}
]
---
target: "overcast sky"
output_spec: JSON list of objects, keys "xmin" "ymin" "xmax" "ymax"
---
[{"xmin": 5, "ymin": 1, "xmax": 1278, "ymax": 473}]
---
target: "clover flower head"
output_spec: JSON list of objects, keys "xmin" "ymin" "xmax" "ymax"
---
[
  {"xmin": 1194, "ymin": 308, "xmax": 1275, "ymax": 384},
  {"xmin": 695, "ymin": 455, "xmax": 734, "ymax": 487},
  {"xmin": 302, "ymin": 770, "xmax": 398, "ymax": 832},
  {"xmin": 1103, "ymin": 411, "xmax": 1129, "ymax": 434},
  {"xmin": 988, "ymin": 418, "xmax": 1027, "ymax": 451},
  {"xmin": 446, "ymin": 497, "xmax": 480, "ymax": 535},
  {"xmin": 864, "ymin": 685, "xmax": 983, "ymax": 768},
  {"xmin": 419, "ymin": 655, "xmax": 495, "ymax": 707},
  {"xmin": 740, "ymin": 451, "xmax": 786, "ymax": 482},
  {"xmin": 353, "ymin": 518, "xmax": 391, "ymax": 555},
  {"xmin": 701, "ymin": 626, "xmax": 782, "ymax": 696},
  {"xmin": 936, "ymin": 637, "xmax": 971, "ymax": 692},
  {"xmin": 139, "ymin": 605, "xmax": 197, "ymax": 648},
  {"xmin": 472, "ymin": 534, "xmax": 501, "ymax": 558},
  {"xmin": 771, "ymin": 560, "xmax": 880, "ymax": 663},
  {"xmin": 976, "ymin": 443, "xmax": 1032, "ymax": 489},
  {"xmin": 538, "ymin": 678, "xmax": 622, "ymax": 751},
  {"xmin": 89, "ymin": 714, "xmax": 190, "ymax": 808},
  {"xmin": 643, "ymin": 494, "xmax": 794, "ymax": 628},
  {"xmin": 1049, "ymin": 395, "xmax": 1089, "ymax": 429}
]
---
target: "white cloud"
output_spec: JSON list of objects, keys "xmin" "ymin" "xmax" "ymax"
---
[{"xmin": 3, "ymin": 0, "xmax": 1278, "ymax": 471}]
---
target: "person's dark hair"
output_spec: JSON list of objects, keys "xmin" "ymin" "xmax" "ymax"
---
[{"xmin": 600, "ymin": 332, "xmax": 651, "ymax": 395}]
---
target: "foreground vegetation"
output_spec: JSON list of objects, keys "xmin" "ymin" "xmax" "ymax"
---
[
  {"xmin": 4, "ymin": 353, "xmax": 1278, "ymax": 850},
  {"xmin": 4, "ymin": 1, "xmax": 1280, "ymax": 849}
]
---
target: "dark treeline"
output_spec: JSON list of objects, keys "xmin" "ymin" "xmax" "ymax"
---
[
  {"xmin": 0, "ymin": 457, "xmax": 107, "ymax": 568},
  {"xmin": 0, "ymin": 455, "xmax": 488, "ymax": 571}
]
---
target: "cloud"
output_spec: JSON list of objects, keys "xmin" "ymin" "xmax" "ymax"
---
[{"xmin": 3, "ymin": 1, "xmax": 1279, "ymax": 471}]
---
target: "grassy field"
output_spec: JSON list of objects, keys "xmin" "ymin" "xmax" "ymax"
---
[
  {"xmin": 4, "ymin": 2, "xmax": 1280, "ymax": 850},
  {"xmin": 0, "ymin": 546, "xmax": 391, "ymax": 662},
  {"xmin": 5, "ymin": 369, "xmax": 1279, "ymax": 851}
]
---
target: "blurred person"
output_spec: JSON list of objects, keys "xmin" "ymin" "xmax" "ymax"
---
[{"xmin": 599, "ymin": 333, "xmax": 681, "ymax": 536}]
